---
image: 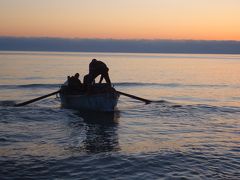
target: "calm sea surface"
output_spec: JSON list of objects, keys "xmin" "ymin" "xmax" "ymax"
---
[{"xmin": 0, "ymin": 51, "xmax": 239, "ymax": 179}]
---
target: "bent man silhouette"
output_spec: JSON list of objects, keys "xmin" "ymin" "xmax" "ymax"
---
[{"xmin": 84, "ymin": 59, "xmax": 111, "ymax": 86}]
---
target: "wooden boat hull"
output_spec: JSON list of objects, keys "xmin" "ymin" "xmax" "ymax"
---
[{"xmin": 60, "ymin": 90, "xmax": 119, "ymax": 112}]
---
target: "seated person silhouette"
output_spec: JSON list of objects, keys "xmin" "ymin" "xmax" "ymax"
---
[{"xmin": 68, "ymin": 73, "xmax": 82, "ymax": 90}]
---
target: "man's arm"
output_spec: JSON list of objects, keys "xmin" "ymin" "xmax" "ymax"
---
[{"xmin": 99, "ymin": 75, "xmax": 103, "ymax": 83}]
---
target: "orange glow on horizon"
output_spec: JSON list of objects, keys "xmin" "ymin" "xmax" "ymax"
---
[{"xmin": 0, "ymin": 0, "xmax": 240, "ymax": 41}]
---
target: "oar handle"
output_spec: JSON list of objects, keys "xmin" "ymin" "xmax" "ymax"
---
[
  {"xmin": 116, "ymin": 90, "xmax": 151, "ymax": 104},
  {"xmin": 15, "ymin": 90, "xmax": 60, "ymax": 107}
]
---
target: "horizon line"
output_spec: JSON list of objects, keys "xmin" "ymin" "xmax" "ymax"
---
[
  {"xmin": 1, "ymin": 36, "xmax": 240, "ymax": 42},
  {"xmin": 1, "ymin": 50, "xmax": 240, "ymax": 56}
]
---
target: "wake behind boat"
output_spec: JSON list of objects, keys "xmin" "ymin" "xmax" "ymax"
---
[{"xmin": 60, "ymin": 83, "xmax": 119, "ymax": 112}]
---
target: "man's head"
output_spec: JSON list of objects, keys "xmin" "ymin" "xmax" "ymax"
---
[
  {"xmin": 91, "ymin": 59, "xmax": 97, "ymax": 63},
  {"xmin": 74, "ymin": 73, "xmax": 79, "ymax": 78}
]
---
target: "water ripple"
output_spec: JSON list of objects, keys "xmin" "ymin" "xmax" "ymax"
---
[{"xmin": 1, "ymin": 151, "xmax": 239, "ymax": 179}]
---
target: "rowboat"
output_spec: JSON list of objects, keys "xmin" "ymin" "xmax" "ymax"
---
[{"xmin": 59, "ymin": 84, "xmax": 119, "ymax": 112}]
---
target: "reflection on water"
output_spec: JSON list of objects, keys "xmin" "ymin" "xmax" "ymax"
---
[{"xmin": 71, "ymin": 111, "xmax": 120, "ymax": 153}]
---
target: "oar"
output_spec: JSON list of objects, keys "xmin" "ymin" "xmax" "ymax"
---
[
  {"xmin": 116, "ymin": 90, "xmax": 152, "ymax": 104},
  {"xmin": 14, "ymin": 90, "xmax": 60, "ymax": 107}
]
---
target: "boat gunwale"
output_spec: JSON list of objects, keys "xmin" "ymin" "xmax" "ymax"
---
[{"xmin": 60, "ymin": 91, "xmax": 119, "ymax": 98}]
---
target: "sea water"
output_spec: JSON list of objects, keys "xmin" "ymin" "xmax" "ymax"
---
[{"xmin": 0, "ymin": 51, "xmax": 239, "ymax": 179}]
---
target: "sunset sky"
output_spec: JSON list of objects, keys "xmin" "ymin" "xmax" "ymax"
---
[{"xmin": 0, "ymin": 0, "xmax": 240, "ymax": 40}]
